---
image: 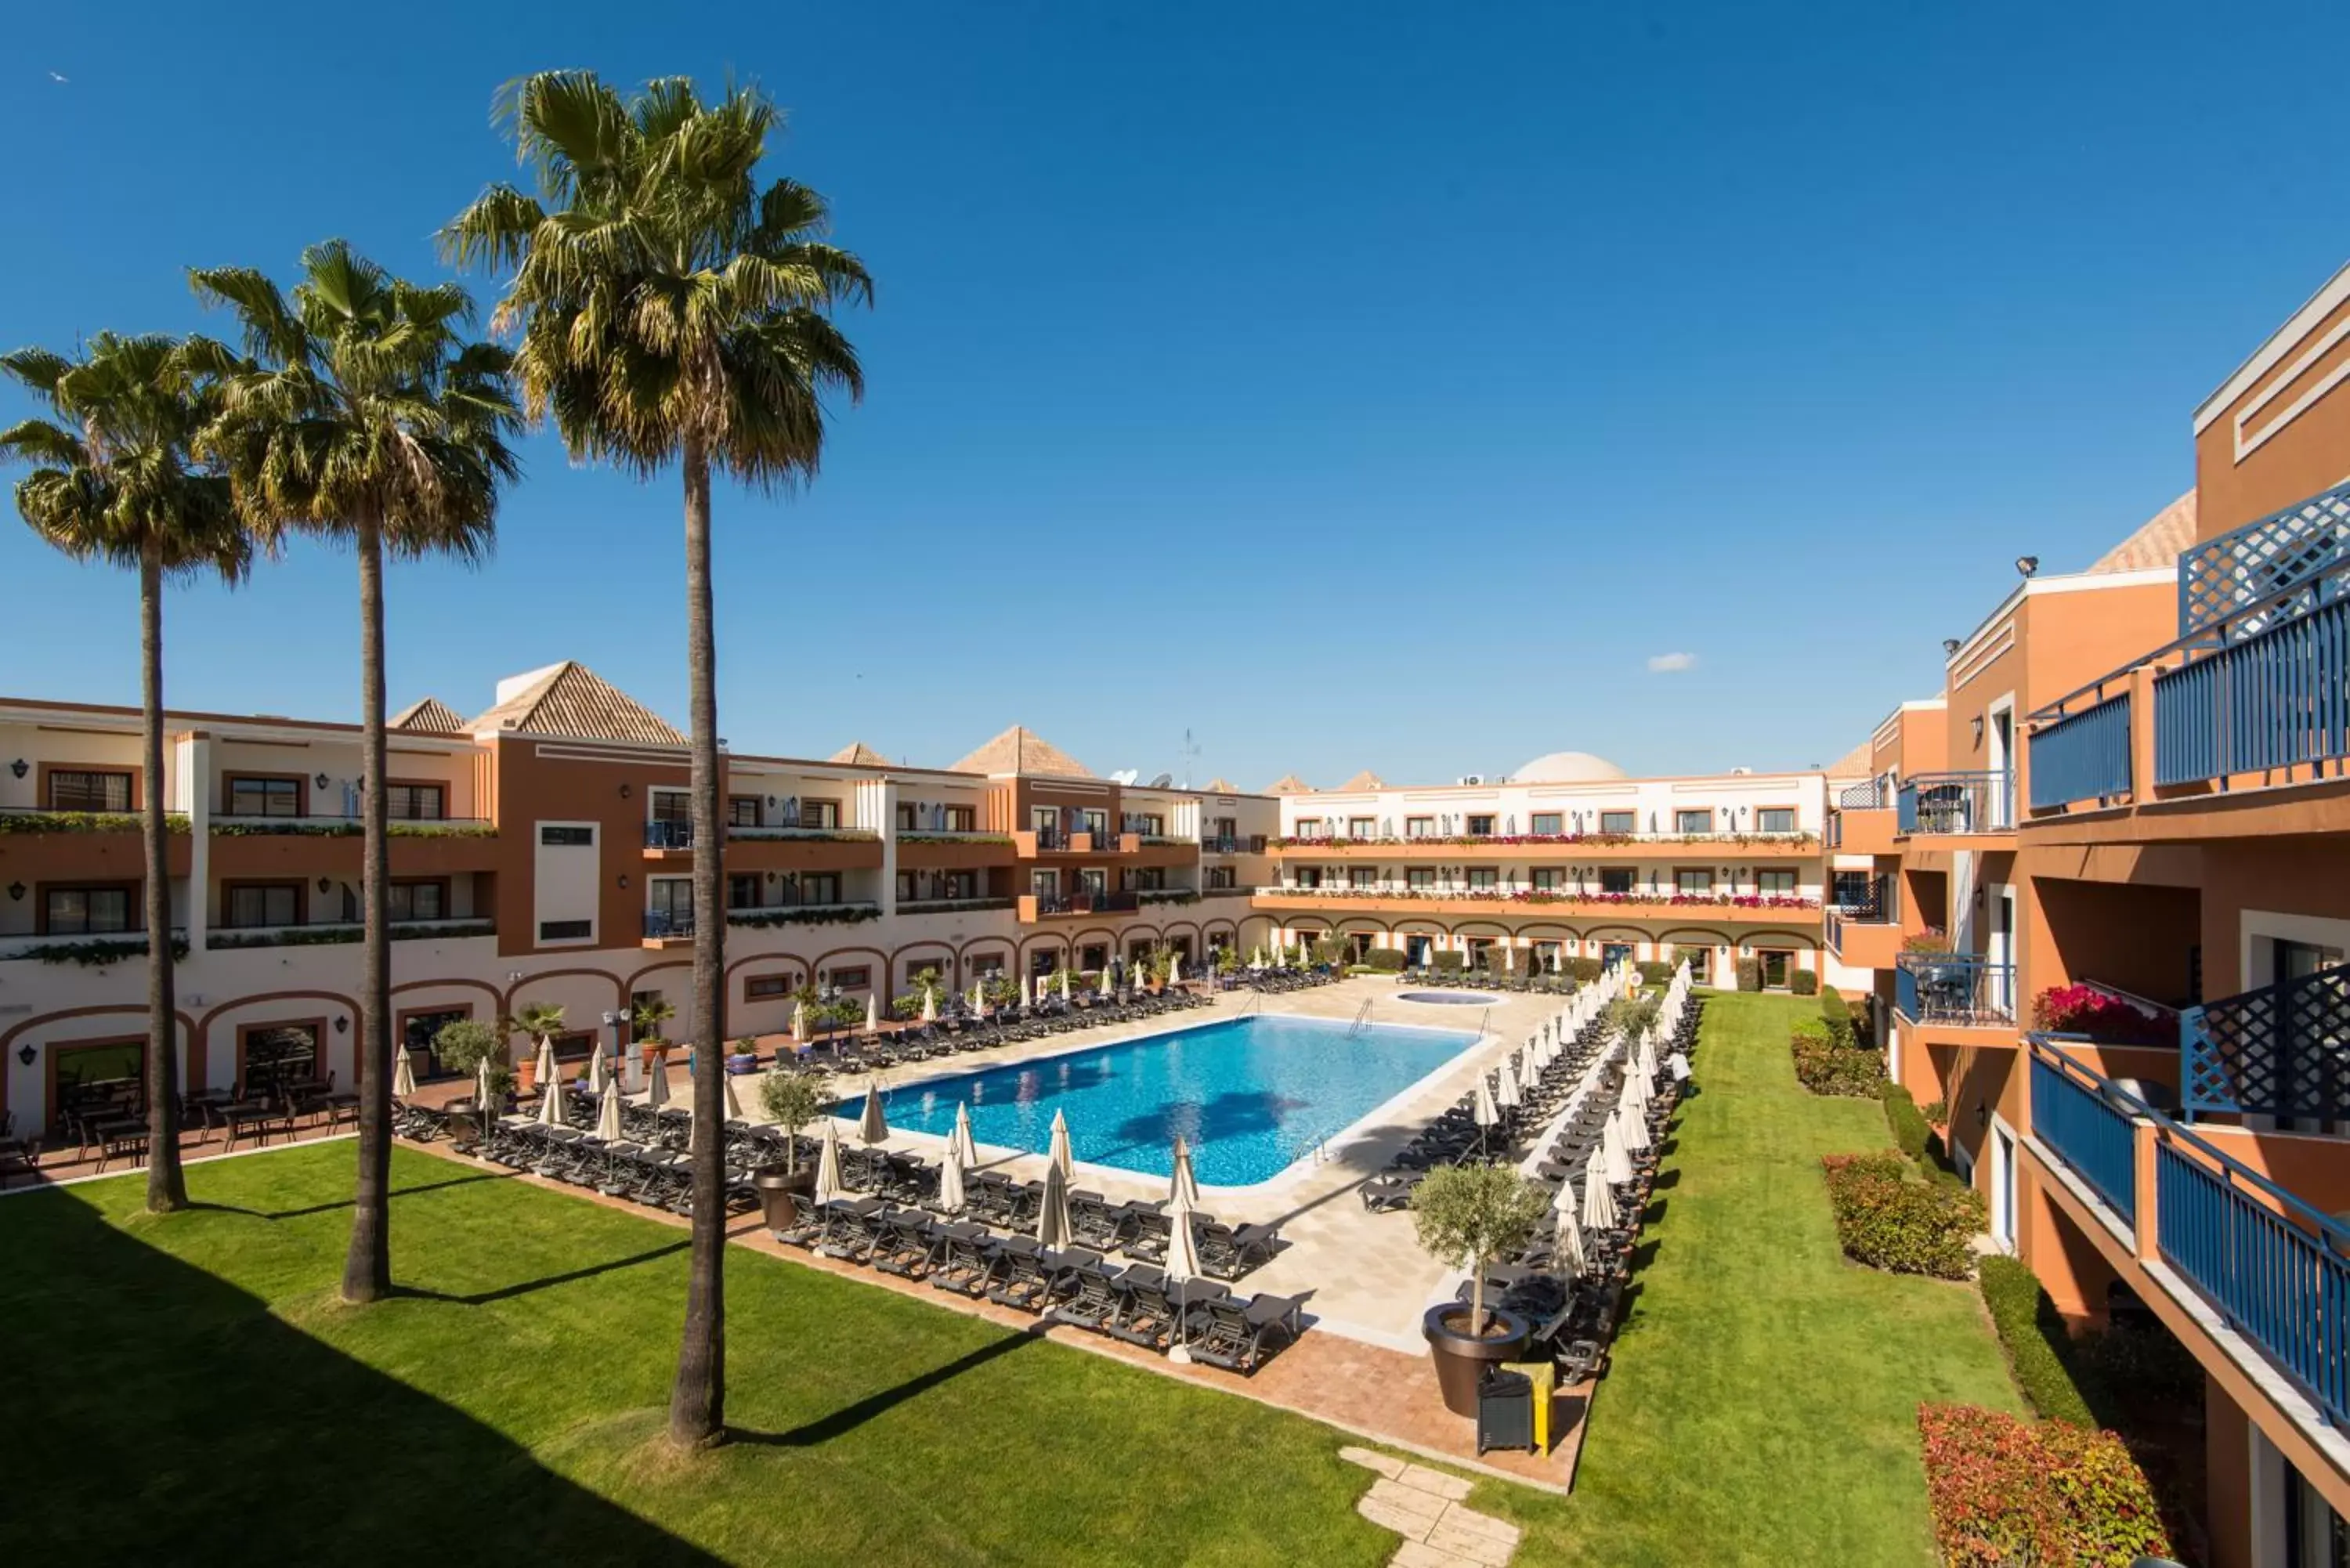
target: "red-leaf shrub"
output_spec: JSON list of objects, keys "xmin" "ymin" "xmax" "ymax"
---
[
  {"xmin": 1792, "ymin": 1033, "xmax": 1884, "ymax": 1097},
  {"xmin": 1820, "ymin": 1153, "xmax": 1982, "ymax": 1278},
  {"xmin": 2030, "ymin": 985, "xmax": 2173, "ymax": 1046},
  {"xmin": 1918, "ymin": 1404, "xmax": 2175, "ymax": 1566}
]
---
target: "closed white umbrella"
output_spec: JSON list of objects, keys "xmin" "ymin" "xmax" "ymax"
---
[
  {"xmin": 938, "ymin": 1136, "xmax": 967, "ymax": 1212},
  {"xmin": 1618, "ymin": 1098, "xmax": 1650, "ymax": 1154},
  {"xmin": 1519, "ymin": 1049, "xmax": 1542, "ymax": 1093},
  {"xmin": 1473, "ymin": 1074, "xmax": 1500, "ymax": 1129},
  {"xmin": 1496, "ymin": 1064, "xmax": 1521, "ymax": 1111},
  {"xmin": 1098, "ymin": 966, "xmax": 1113, "ymax": 999},
  {"xmin": 595, "ymin": 1082, "xmax": 623, "ymax": 1140},
  {"xmin": 922, "ymin": 988, "xmax": 938, "ymax": 1024},
  {"xmin": 586, "ymin": 1044, "xmax": 609, "ymax": 1095},
  {"xmin": 534, "ymin": 1036, "xmax": 556, "ymax": 1092},
  {"xmin": 864, "ymin": 993, "xmax": 880, "ymax": 1035},
  {"xmin": 1550, "ymin": 1183, "xmax": 1587, "ymax": 1278},
  {"xmin": 1163, "ymin": 1180, "xmax": 1202, "ymax": 1364},
  {"xmin": 859, "ymin": 1075, "xmax": 889, "ymax": 1145},
  {"xmin": 539, "ymin": 1057, "xmax": 569, "ymax": 1126},
  {"xmin": 391, "ymin": 1045, "xmax": 417, "ymax": 1099},
  {"xmin": 813, "ymin": 1118, "xmax": 844, "ymax": 1203},
  {"xmin": 474, "ymin": 1053, "xmax": 497, "ymax": 1119},
  {"xmin": 1581, "ymin": 1172, "xmax": 1620, "ymax": 1230},
  {"xmin": 1168, "ymin": 954, "xmax": 1182, "ymax": 986},
  {"xmin": 1059, "ymin": 969, "xmax": 1072, "ymax": 1003},
  {"xmin": 645, "ymin": 1052, "xmax": 671, "ymax": 1110},
  {"xmin": 953, "ymin": 1101, "xmax": 980, "ymax": 1167},
  {"xmin": 792, "ymin": 999, "xmax": 808, "ymax": 1042},
  {"xmin": 1048, "ymin": 1108, "xmax": 1074, "ymax": 1178},
  {"xmin": 1600, "ymin": 1119, "xmax": 1634, "ymax": 1184},
  {"xmin": 969, "ymin": 982, "xmax": 983, "ymax": 1013},
  {"xmin": 1170, "ymin": 1135, "xmax": 1202, "ymax": 1210},
  {"xmin": 1036, "ymin": 1160, "xmax": 1072, "ymax": 1249}
]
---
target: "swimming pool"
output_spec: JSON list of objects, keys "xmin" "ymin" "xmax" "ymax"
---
[{"xmin": 838, "ymin": 1014, "xmax": 1480, "ymax": 1187}]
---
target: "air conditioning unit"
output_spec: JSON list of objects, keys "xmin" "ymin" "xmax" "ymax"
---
[{"xmin": 1456, "ymin": 774, "xmax": 1484, "ymax": 786}]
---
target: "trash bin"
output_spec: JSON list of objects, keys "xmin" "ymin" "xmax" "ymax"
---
[
  {"xmin": 1501, "ymin": 1359, "xmax": 1556, "ymax": 1452},
  {"xmin": 1476, "ymin": 1368, "xmax": 1535, "ymax": 1455}
]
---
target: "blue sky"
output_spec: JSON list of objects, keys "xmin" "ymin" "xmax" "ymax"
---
[{"xmin": 5, "ymin": 2, "xmax": 2348, "ymax": 788}]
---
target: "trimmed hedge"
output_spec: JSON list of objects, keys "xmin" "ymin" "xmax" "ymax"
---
[
  {"xmin": 1735, "ymin": 956, "xmax": 1761, "ymax": 992},
  {"xmin": 1634, "ymin": 960, "xmax": 1676, "ymax": 986},
  {"xmin": 1364, "ymin": 947, "xmax": 1408, "ymax": 973},
  {"xmin": 1918, "ymin": 1404, "xmax": 2173, "ymax": 1568},
  {"xmin": 1820, "ymin": 987, "xmax": 1856, "ymax": 1047},
  {"xmin": 1430, "ymin": 951, "xmax": 1466, "ymax": 974},
  {"xmin": 1790, "ymin": 968, "xmax": 1819, "ymax": 995},
  {"xmin": 1792, "ymin": 1032, "xmax": 1885, "ymax": 1097},
  {"xmin": 1978, "ymin": 1256, "xmax": 2096, "ymax": 1426},
  {"xmin": 1567, "ymin": 956, "xmax": 1603, "ymax": 983},
  {"xmin": 1820, "ymin": 1151, "xmax": 1983, "ymax": 1278}
]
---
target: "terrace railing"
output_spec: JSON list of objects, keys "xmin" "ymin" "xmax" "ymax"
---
[
  {"xmin": 1836, "ymin": 778, "xmax": 1893, "ymax": 810},
  {"xmin": 1202, "ymin": 834, "xmax": 1267, "ymax": 854},
  {"xmin": 1896, "ymin": 771, "xmax": 2012, "ymax": 835},
  {"xmin": 1029, "ymin": 891, "xmax": 1141, "ymax": 916},
  {"xmin": 2028, "ymin": 1039, "xmax": 2350, "ymax": 1427},
  {"xmin": 644, "ymin": 908, "xmax": 694, "ymax": 938},
  {"xmin": 1894, "ymin": 952, "xmax": 2016, "ymax": 1026},
  {"xmin": 644, "ymin": 820, "xmax": 693, "ymax": 850},
  {"xmin": 2177, "ymin": 479, "xmax": 2350, "ymax": 639},
  {"xmin": 2153, "ymin": 593, "xmax": 2350, "ymax": 786},
  {"xmin": 2027, "ymin": 693, "xmax": 2132, "ymax": 810},
  {"xmin": 2180, "ymin": 959, "xmax": 2350, "ymax": 1122}
]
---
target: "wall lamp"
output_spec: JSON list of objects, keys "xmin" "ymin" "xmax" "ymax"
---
[
  {"xmin": 8, "ymin": 758, "xmax": 25, "ymax": 779},
  {"xmin": 16, "ymin": 1042, "xmax": 35, "ymax": 1067},
  {"xmin": 314, "ymin": 772, "xmax": 331, "ymax": 790},
  {"xmin": 1941, "ymin": 638, "xmax": 1961, "ymax": 656},
  {"xmin": 334, "ymin": 1015, "xmax": 349, "ymax": 1034},
  {"xmin": 618, "ymin": 782, "xmax": 632, "ymax": 799}
]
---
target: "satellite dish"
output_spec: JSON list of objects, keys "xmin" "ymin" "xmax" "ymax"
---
[
  {"xmin": 1147, "ymin": 772, "xmax": 1173, "ymax": 789},
  {"xmin": 1110, "ymin": 768, "xmax": 1140, "ymax": 786}
]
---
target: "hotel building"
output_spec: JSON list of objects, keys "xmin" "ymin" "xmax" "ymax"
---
[
  {"xmin": 1828, "ymin": 262, "xmax": 2350, "ymax": 1566},
  {"xmin": 0, "ymin": 667, "xmax": 1281, "ymax": 1134}
]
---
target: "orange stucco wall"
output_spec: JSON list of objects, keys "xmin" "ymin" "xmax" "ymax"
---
[{"xmin": 2195, "ymin": 280, "xmax": 2350, "ymax": 538}]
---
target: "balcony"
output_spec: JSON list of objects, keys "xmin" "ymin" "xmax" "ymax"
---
[
  {"xmin": 1253, "ymin": 886, "xmax": 1822, "ymax": 922},
  {"xmin": 1267, "ymin": 831, "xmax": 1818, "ymax": 859},
  {"xmin": 895, "ymin": 895, "xmax": 1016, "ymax": 916},
  {"xmin": 1202, "ymin": 834, "xmax": 1267, "ymax": 855},
  {"xmin": 1012, "ymin": 827, "xmax": 1137, "ymax": 858},
  {"xmin": 0, "ymin": 927, "xmax": 189, "ymax": 963},
  {"xmin": 2182, "ymin": 959, "xmax": 2350, "ymax": 1122},
  {"xmin": 206, "ymin": 917, "xmax": 493, "ymax": 950},
  {"xmin": 1018, "ymin": 891, "xmax": 1141, "ymax": 920},
  {"xmin": 1825, "ymin": 879, "xmax": 1901, "ymax": 968},
  {"xmin": 2029, "ymin": 1039, "xmax": 2350, "ymax": 1429},
  {"xmin": 1827, "ymin": 780, "xmax": 1898, "ymax": 856},
  {"xmin": 645, "ymin": 820, "xmax": 695, "ymax": 851},
  {"xmin": 2028, "ymin": 481, "xmax": 2350, "ymax": 822},
  {"xmin": 1895, "ymin": 771, "xmax": 2012, "ymax": 838},
  {"xmin": 1893, "ymin": 952, "xmax": 2016, "ymax": 1028}
]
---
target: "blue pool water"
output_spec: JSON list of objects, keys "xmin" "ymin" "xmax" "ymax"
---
[{"xmin": 839, "ymin": 1014, "xmax": 1477, "ymax": 1187}]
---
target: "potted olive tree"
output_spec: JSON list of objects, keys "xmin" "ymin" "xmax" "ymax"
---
[
  {"xmin": 1413, "ymin": 1162, "xmax": 1550, "ymax": 1415},
  {"xmin": 751, "ymin": 1068, "xmax": 831, "ymax": 1233},
  {"xmin": 433, "ymin": 1018, "xmax": 513, "ymax": 1143}
]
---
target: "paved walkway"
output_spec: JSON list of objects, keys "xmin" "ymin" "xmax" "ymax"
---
[{"xmin": 1344, "ymin": 1446, "xmax": 1525, "ymax": 1566}]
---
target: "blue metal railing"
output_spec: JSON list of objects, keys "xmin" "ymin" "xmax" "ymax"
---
[
  {"xmin": 2182, "ymin": 959, "xmax": 2350, "ymax": 1121},
  {"xmin": 2153, "ymin": 595, "xmax": 2350, "ymax": 786},
  {"xmin": 2157, "ymin": 1142, "xmax": 2350, "ymax": 1426},
  {"xmin": 2178, "ymin": 479, "xmax": 2350, "ymax": 638},
  {"xmin": 1893, "ymin": 952, "xmax": 2016, "ymax": 1024},
  {"xmin": 645, "ymin": 907, "xmax": 694, "ymax": 938},
  {"xmin": 644, "ymin": 820, "xmax": 693, "ymax": 849},
  {"xmin": 2030, "ymin": 1052, "xmax": 2138, "ymax": 1221},
  {"xmin": 2028, "ymin": 694, "xmax": 2132, "ymax": 809},
  {"xmin": 1896, "ymin": 771, "xmax": 2012, "ymax": 834}
]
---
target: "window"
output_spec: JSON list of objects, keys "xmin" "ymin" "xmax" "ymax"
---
[
  {"xmin": 1350, "ymin": 866, "xmax": 1378, "ymax": 888},
  {"xmin": 1294, "ymin": 818, "xmax": 1322, "ymax": 836},
  {"xmin": 801, "ymin": 873, "xmax": 841, "ymax": 905},
  {"xmin": 943, "ymin": 805, "xmax": 975, "ymax": 832},
  {"xmin": 240, "ymin": 1022, "xmax": 319, "ymax": 1096},
  {"xmin": 1756, "ymin": 950, "xmax": 1794, "ymax": 988},
  {"xmin": 1206, "ymin": 866, "xmax": 1236, "ymax": 889},
  {"xmin": 969, "ymin": 953, "xmax": 1006, "ymax": 977},
  {"xmin": 226, "ymin": 883, "xmax": 300, "ymax": 927},
  {"xmin": 1600, "ymin": 810, "xmax": 1636, "ymax": 835},
  {"xmin": 1758, "ymin": 868, "xmax": 1798, "ymax": 895},
  {"xmin": 1675, "ymin": 808, "xmax": 1712, "ymax": 835},
  {"xmin": 1530, "ymin": 813, "xmax": 1561, "ymax": 836},
  {"xmin": 801, "ymin": 800, "xmax": 841, "ymax": 829},
  {"xmin": 1679, "ymin": 946, "xmax": 1712, "ymax": 983},
  {"xmin": 895, "ymin": 871, "xmax": 916, "ymax": 900},
  {"xmin": 729, "ymin": 796, "xmax": 762, "ymax": 828},
  {"xmin": 1406, "ymin": 867, "xmax": 1436, "ymax": 891},
  {"xmin": 1082, "ymin": 811, "xmax": 1110, "ymax": 837},
  {"xmin": 649, "ymin": 789, "xmax": 689, "ymax": 825},
  {"xmin": 1295, "ymin": 867, "xmax": 1323, "ymax": 888},
  {"xmin": 943, "ymin": 871, "xmax": 978, "ymax": 899},
  {"xmin": 1675, "ymin": 867, "xmax": 1713, "ymax": 895},
  {"xmin": 1131, "ymin": 867, "xmax": 1166, "ymax": 891},
  {"xmin": 1599, "ymin": 867, "xmax": 1635, "ymax": 894},
  {"xmin": 829, "ymin": 965, "xmax": 871, "ymax": 991},
  {"xmin": 227, "ymin": 775, "xmax": 302, "ymax": 817},
  {"xmin": 1132, "ymin": 813, "xmax": 1165, "ymax": 836},
  {"xmin": 48, "ymin": 768, "xmax": 132, "ymax": 811},
  {"xmin": 728, "ymin": 874, "xmax": 761, "ymax": 909},
  {"xmin": 1757, "ymin": 807, "xmax": 1797, "ymax": 834},
  {"xmin": 1405, "ymin": 816, "xmax": 1435, "ymax": 837},
  {"xmin": 1466, "ymin": 815, "xmax": 1495, "ymax": 836},
  {"xmin": 1831, "ymin": 869, "xmax": 1875, "ymax": 909},
  {"xmin": 387, "ymin": 881, "xmax": 445, "ymax": 922},
  {"xmin": 905, "ymin": 959, "xmax": 949, "ymax": 988},
  {"xmin": 400, "ymin": 1008, "xmax": 470, "ymax": 1078},
  {"xmin": 1348, "ymin": 816, "xmax": 1375, "ymax": 837},
  {"xmin": 649, "ymin": 880, "xmax": 692, "ymax": 919},
  {"xmin": 539, "ymin": 919, "xmax": 591, "ymax": 941},
  {"xmin": 1466, "ymin": 868, "xmax": 1499, "ymax": 891},
  {"xmin": 540, "ymin": 825, "xmax": 594, "ymax": 847},
  {"xmin": 1531, "ymin": 868, "xmax": 1560, "ymax": 891},
  {"xmin": 895, "ymin": 802, "xmax": 918, "ymax": 831},
  {"xmin": 1031, "ymin": 869, "xmax": 1059, "ymax": 895},
  {"xmin": 44, "ymin": 886, "xmax": 132, "ymax": 934},
  {"xmin": 387, "ymin": 782, "xmax": 445, "ymax": 821},
  {"xmin": 1077, "ymin": 868, "xmax": 1108, "ymax": 896}
]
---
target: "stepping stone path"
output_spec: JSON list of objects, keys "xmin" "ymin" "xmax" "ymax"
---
[{"xmin": 1340, "ymin": 1447, "xmax": 1522, "ymax": 1567}]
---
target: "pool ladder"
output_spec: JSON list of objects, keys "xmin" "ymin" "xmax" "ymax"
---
[{"xmin": 1346, "ymin": 999, "xmax": 1373, "ymax": 1037}]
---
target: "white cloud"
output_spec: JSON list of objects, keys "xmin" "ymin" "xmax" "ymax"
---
[{"xmin": 1646, "ymin": 652, "xmax": 1697, "ymax": 674}]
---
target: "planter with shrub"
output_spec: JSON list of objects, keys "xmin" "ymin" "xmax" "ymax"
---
[
  {"xmin": 1735, "ymin": 956, "xmax": 1762, "ymax": 992},
  {"xmin": 1916, "ymin": 1404, "xmax": 2174, "ymax": 1568},
  {"xmin": 1820, "ymin": 1151, "xmax": 1983, "ymax": 1278},
  {"xmin": 1791, "ymin": 1031, "xmax": 1885, "ymax": 1097},
  {"xmin": 1790, "ymin": 969, "xmax": 1819, "ymax": 996},
  {"xmin": 1411, "ymin": 1163, "xmax": 1549, "ymax": 1415},
  {"xmin": 2029, "ymin": 985, "xmax": 2173, "ymax": 1047}
]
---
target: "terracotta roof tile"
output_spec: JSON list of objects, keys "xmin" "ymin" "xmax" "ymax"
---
[
  {"xmin": 1204, "ymin": 776, "xmax": 1239, "ymax": 793},
  {"xmin": 1336, "ymin": 770, "xmax": 1386, "ymax": 791},
  {"xmin": 1823, "ymin": 739, "xmax": 1874, "ymax": 777},
  {"xmin": 390, "ymin": 696, "xmax": 466, "ymax": 734},
  {"xmin": 468, "ymin": 662, "xmax": 685, "ymax": 747},
  {"xmin": 828, "ymin": 741, "xmax": 891, "ymax": 767},
  {"xmin": 949, "ymin": 726, "xmax": 1090, "ymax": 779},
  {"xmin": 2087, "ymin": 491, "xmax": 2196, "ymax": 575},
  {"xmin": 1266, "ymin": 773, "xmax": 1313, "ymax": 794}
]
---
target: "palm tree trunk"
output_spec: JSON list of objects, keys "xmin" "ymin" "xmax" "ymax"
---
[
  {"xmin": 139, "ymin": 542, "xmax": 187, "ymax": 1213},
  {"xmin": 669, "ymin": 437, "xmax": 728, "ymax": 1448},
  {"xmin": 341, "ymin": 504, "xmax": 394, "ymax": 1303}
]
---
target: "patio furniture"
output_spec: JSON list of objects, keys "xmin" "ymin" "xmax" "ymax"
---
[
  {"xmin": 1182, "ymin": 1291, "xmax": 1306, "ymax": 1375},
  {"xmin": 94, "ymin": 1117, "xmax": 150, "ymax": 1172}
]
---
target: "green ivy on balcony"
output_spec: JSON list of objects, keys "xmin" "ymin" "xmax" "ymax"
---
[{"xmin": 0, "ymin": 811, "xmax": 191, "ymax": 835}]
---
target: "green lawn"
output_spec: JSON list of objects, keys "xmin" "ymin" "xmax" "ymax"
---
[
  {"xmin": 1476, "ymin": 992, "xmax": 2023, "ymax": 1566},
  {"xmin": 0, "ymin": 992, "xmax": 2019, "ymax": 1566}
]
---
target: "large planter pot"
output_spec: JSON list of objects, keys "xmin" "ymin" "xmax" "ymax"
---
[
  {"xmin": 1422, "ymin": 1302, "xmax": 1531, "ymax": 1417},
  {"xmin": 515, "ymin": 1057, "xmax": 537, "ymax": 1093},
  {"xmin": 725, "ymin": 1053, "xmax": 757, "ymax": 1076},
  {"xmin": 752, "ymin": 1165, "xmax": 817, "ymax": 1234}
]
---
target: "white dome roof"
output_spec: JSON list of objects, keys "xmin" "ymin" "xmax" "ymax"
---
[{"xmin": 1513, "ymin": 750, "xmax": 1629, "ymax": 783}]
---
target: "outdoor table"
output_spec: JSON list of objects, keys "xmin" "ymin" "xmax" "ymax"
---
[
  {"xmin": 219, "ymin": 1101, "xmax": 280, "ymax": 1151},
  {"xmin": 95, "ymin": 1118, "xmax": 150, "ymax": 1172}
]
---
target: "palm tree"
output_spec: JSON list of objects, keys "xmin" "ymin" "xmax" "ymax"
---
[
  {"xmin": 189, "ymin": 243, "xmax": 520, "ymax": 1302},
  {"xmin": 1, "ymin": 334, "xmax": 250, "ymax": 1213},
  {"xmin": 446, "ymin": 71, "xmax": 870, "ymax": 1447}
]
